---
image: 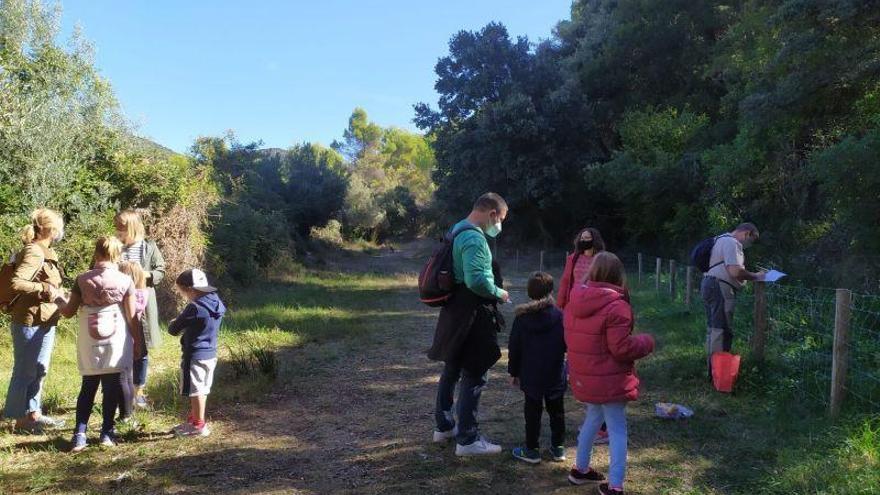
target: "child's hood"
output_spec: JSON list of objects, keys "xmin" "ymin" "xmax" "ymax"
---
[
  {"xmin": 514, "ymin": 296, "xmax": 561, "ymax": 334},
  {"xmin": 569, "ymin": 282, "xmax": 628, "ymax": 319},
  {"xmin": 194, "ymin": 291, "xmax": 226, "ymax": 318},
  {"xmin": 514, "ymin": 295, "xmax": 555, "ymax": 317}
]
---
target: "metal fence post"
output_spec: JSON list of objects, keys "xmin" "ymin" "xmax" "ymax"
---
[{"xmin": 539, "ymin": 251, "xmax": 545, "ymax": 272}]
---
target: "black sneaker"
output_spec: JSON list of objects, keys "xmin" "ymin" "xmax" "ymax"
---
[
  {"xmin": 568, "ymin": 467, "xmax": 606, "ymax": 485},
  {"xmin": 597, "ymin": 483, "xmax": 625, "ymax": 494}
]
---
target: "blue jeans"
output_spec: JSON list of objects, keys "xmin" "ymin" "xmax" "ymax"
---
[
  {"xmin": 4, "ymin": 323, "xmax": 56, "ymax": 418},
  {"xmin": 576, "ymin": 402, "xmax": 628, "ymax": 489},
  {"xmin": 434, "ymin": 361, "xmax": 488, "ymax": 446},
  {"xmin": 133, "ymin": 355, "xmax": 148, "ymax": 387}
]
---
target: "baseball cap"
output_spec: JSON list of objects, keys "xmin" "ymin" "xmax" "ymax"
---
[{"xmin": 176, "ymin": 268, "xmax": 217, "ymax": 293}]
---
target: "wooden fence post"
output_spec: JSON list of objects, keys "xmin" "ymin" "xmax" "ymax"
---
[
  {"xmin": 669, "ymin": 260, "xmax": 677, "ymax": 298},
  {"xmin": 539, "ymin": 251, "xmax": 545, "ymax": 272},
  {"xmin": 752, "ymin": 282, "xmax": 767, "ymax": 362},
  {"xmin": 685, "ymin": 266, "xmax": 694, "ymax": 306},
  {"xmin": 829, "ymin": 288, "xmax": 852, "ymax": 418},
  {"xmin": 638, "ymin": 253, "xmax": 643, "ymax": 286},
  {"xmin": 655, "ymin": 257, "xmax": 662, "ymax": 292}
]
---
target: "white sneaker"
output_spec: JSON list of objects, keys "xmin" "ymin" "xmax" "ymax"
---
[
  {"xmin": 432, "ymin": 425, "xmax": 458, "ymax": 443},
  {"xmin": 455, "ymin": 436, "xmax": 502, "ymax": 456}
]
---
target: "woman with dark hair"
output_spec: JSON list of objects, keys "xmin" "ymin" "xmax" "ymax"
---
[
  {"xmin": 558, "ymin": 228, "xmax": 605, "ymax": 310},
  {"xmin": 558, "ymin": 227, "xmax": 610, "ymax": 444}
]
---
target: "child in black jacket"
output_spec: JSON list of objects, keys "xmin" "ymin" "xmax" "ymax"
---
[{"xmin": 508, "ymin": 271, "xmax": 567, "ymax": 464}]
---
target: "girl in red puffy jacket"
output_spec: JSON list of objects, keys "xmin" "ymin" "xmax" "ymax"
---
[{"xmin": 563, "ymin": 252, "xmax": 655, "ymax": 495}]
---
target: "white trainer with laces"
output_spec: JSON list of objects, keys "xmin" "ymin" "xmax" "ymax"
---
[
  {"xmin": 455, "ymin": 436, "xmax": 502, "ymax": 456},
  {"xmin": 432, "ymin": 425, "xmax": 458, "ymax": 443}
]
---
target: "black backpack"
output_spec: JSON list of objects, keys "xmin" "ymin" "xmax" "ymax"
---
[
  {"xmin": 418, "ymin": 225, "xmax": 480, "ymax": 307},
  {"xmin": 689, "ymin": 234, "xmax": 730, "ymax": 273}
]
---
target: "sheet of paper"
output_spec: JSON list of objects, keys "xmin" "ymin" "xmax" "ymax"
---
[{"xmin": 763, "ymin": 269, "xmax": 786, "ymax": 283}]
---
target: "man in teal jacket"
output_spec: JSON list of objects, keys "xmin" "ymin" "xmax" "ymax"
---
[{"xmin": 428, "ymin": 193, "xmax": 509, "ymax": 456}]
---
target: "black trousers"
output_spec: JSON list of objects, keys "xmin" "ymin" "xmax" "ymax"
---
[
  {"xmin": 524, "ymin": 394, "xmax": 565, "ymax": 449},
  {"xmin": 75, "ymin": 373, "xmax": 124, "ymax": 434}
]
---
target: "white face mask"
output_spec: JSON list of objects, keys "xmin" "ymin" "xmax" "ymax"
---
[{"xmin": 485, "ymin": 221, "xmax": 502, "ymax": 238}]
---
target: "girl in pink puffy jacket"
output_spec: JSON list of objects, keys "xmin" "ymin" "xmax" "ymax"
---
[{"xmin": 563, "ymin": 252, "xmax": 655, "ymax": 494}]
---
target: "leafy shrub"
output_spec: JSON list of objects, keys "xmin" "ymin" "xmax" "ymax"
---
[
  {"xmin": 379, "ymin": 186, "xmax": 420, "ymax": 238},
  {"xmin": 209, "ymin": 203, "xmax": 287, "ymax": 286},
  {"xmin": 342, "ymin": 173, "xmax": 385, "ymax": 240},
  {"xmin": 310, "ymin": 219, "xmax": 345, "ymax": 246},
  {"xmin": 285, "ymin": 143, "xmax": 348, "ymax": 237},
  {"xmin": 0, "ymin": 2, "xmax": 219, "ymax": 307}
]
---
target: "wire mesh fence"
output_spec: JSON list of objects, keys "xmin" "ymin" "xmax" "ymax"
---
[
  {"xmin": 847, "ymin": 293, "xmax": 880, "ymax": 411},
  {"xmin": 502, "ymin": 247, "xmax": 879, "ymax": 417},
  {"xmin": 624, "ymin": 252, "xmax": 879, "ymax": 416}
]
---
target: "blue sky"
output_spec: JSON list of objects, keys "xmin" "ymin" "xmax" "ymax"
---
[{"xmin": 59, "ymin": 1, "xmax": 573, "ymax": 153}]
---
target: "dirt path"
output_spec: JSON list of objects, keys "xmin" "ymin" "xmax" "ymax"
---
[
  {"xmin": 140, "ymin": 242, "xmax": 527, "ymax": 494},
  {"xmin": 117, "ymin": 242, "xmax": 722, "ymax": 495}
]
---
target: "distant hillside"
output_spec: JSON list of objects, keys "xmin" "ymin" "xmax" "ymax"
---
[{"xmin": 131, "ymin": 135, "xmax": 182, "ymax": 158}]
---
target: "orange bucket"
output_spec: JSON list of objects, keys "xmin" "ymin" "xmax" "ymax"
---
[{"xmin": 711, "ymin": 352, "xmax": 741, "ymax": 393}]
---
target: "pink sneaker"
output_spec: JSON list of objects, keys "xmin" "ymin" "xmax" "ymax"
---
[
  {"xmin": 593, "ymin": 429, "xmax": 610, "ymax": 445},
  {"xmin": 175, "ymin": 422, "xmax": 211, "ymax": 438},
  {"xmin": 172, "ymin": 414, "xmax": 195, "ymax": 434}
]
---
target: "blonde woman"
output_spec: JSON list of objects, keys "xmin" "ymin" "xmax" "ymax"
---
[
  {"xmin": 3, "ymin": 208, "xmax": 66, "ymax": 432},
  {"xmin": 60, "ymin": 237, "xmax": 140, "ymax": 451},
  {"xmin": 115, "ymin": 210, "xmax": 165, "ymax": 407}
]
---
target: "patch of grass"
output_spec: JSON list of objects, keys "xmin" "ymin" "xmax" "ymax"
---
[
  {"xmin": 628, "ymin": 286, "xmax": 880, "ymax": 494},
  {"xmin": 226, "ymin": 328, "xmax": 283, "ymax": 378},
  {"xmin": 0, "ymin": 266, "xmax": 416, "ymax": 494},
  {"xmin": 762, "ymin": 416, "xmax": 880, "ymax": 494}
]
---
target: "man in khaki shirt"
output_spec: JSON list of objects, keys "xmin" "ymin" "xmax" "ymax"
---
[{"xmin": 700, "ymin": 223, "xmax": 765, "ymax": 378}]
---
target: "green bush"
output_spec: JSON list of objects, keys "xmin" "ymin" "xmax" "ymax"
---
[
  {"xmin": 0, "ymin": 1, "xmax": 218, "ymax": 291},
  {"xmin": 209, "ymin": 203, "xmax": 287, "ymax": 286},
  {"xmin": 380, "ymin": 186, "xmax": 420, "ymax": 238},
  {"xmin": 310, "ymin": 219, "xmax": 345, "ymax": 246}
]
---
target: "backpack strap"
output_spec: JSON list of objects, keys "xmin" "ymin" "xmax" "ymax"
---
[
  {"xmin": 20, "ymin": 245, "xmax": 46, "ymax": 283},
  {"xmin": 8, "ymin": 246, "xmax": 46, "ymax": 308},
  {"xmin": 707, "ymin": 234, "xmax": 733, "ymax": 271},
  {"xmin": 446, "ymin": 223, "xmax": 481, "ymax": 242}
]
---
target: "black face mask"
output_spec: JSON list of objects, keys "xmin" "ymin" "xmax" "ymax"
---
[{"xmin": 577, "ymin": 240, "xmax": 594, "ymax": 252}]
